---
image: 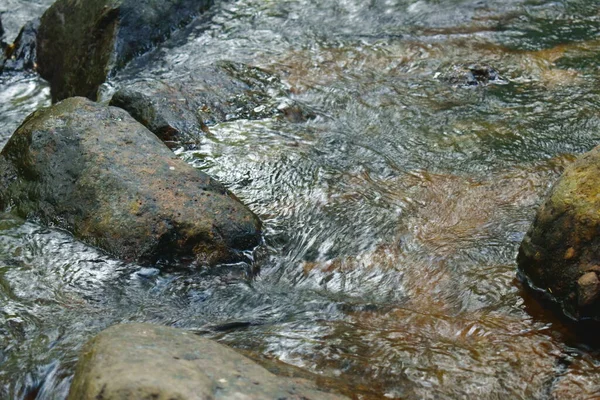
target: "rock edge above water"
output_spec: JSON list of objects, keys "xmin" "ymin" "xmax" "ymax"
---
[
  {"xmin": 0, "ymin": 97, "xmax": 261, "ymax": 267},
  {"xmin": 68, "ymin": 323, "xmax": 348, "ymax": 400}
]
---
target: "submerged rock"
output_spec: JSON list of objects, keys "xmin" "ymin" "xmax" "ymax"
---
[
  {"xmin": 67, "ymin": 323, "xmax": 348, "ymax": 400},
  {"xmin": 36, "ymin": 0, "xmax": 214, "ymax": 101},
  {"xmin": 0, "ymin": 97, "xmax": 261, "ymax": 267},
  {"xmin": 111, "ymin": 61, "xmax": 315, "ymax": 132},
  {"xmin": 3, "ymin": 19, "xmax": 39, "ymax": 72},
  {"xmin": 110, "ymin": 79, "xmax": 208, "ymax": 149},
  {"xmin": 437, "ymin": 64, "xmax": 504, "ymax": 87},
  {"xmin": 517, "ymin": 146, "xmax": 600, "ymax": 320}
]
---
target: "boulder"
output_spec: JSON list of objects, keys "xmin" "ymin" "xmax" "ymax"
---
[
  {"xmin": 518, "ymin": 145, "xmax": 600, "ymax": 320},
  {"xmin": 109, "ymin": 79, "xmax": 208, "ymax": 149},
  {"xmin": 36, "ymin": 0, "xmax": 213, "ymax": 101},
  {"xmin": 3, "ymin": 19, "xmax": 39, "ymax": 72},
  {"xmin": 0, "ymin": 97, "xmax": 261, "ymax": 267},
  {"xmin": 67, "ymin": 323, "xmax": 348, "ymax": 400}
]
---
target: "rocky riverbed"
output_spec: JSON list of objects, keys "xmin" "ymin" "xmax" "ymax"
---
[{"xmin": 2, "ymin": 0, "xmax": 600, "ymax": 399}]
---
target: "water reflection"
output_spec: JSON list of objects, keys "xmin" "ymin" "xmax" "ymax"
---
[
  {"xmin": 0, "ymin": 74, "xmax": 50, "ymax": 149},
  {"xmin": 2, "ymin": 0, "xmax": 600, "ymax": 399}
]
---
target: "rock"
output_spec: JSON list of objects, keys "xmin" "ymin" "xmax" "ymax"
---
[
  {"xmin": 437, "ymin": 64, "xmax": 505, "ymax": 87},
  {"xmin": 517, "ymin": 145, "xmax": 600, "ymax": 320},
  {"xmin": 111, "ymin": 60, "xmax": 315, "ymax": 130},
  {"xmin": 0, "ymin": 97, "xmax": 261, "ymax": 267},
  {"xmin": 0, "ymin": 17, "xmax": 5, "ymax": 70},
  {"xmin": 3, "ymin": 19, "xmax": 39, "ymax": 72},
  {"xmin": 67, "ymin": 323, "xmax": 348, "ymax": 400},
  {"xmin": 110, "ymin": 79, "xmax": 207, "ymax": 149},
  {"xmin": 36, "ymin": 0, "xmax": 214, "ymax": 101}
]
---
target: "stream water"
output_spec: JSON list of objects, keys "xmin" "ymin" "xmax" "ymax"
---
[{"xmin": 2, "ymin": 0, "xmax": 600, "ymax": 399}]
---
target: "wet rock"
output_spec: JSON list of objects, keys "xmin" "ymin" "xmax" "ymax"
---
[
  {"xmin": 111, "ymin": 61, "xmax": 314, "ymax": 134},
  {"xmin": 0, "ymin": 17, "xmax": 5, "ymax": 70},
  {"xmin": 517, "ymin": 145, "xmax": 600, "ymax": 320},
  {"xmin": 110, "ymin": 80, "xmax": 207, "ymax": 149},
  {"xmin": 3, "ymin": 19, "xmax": 39, "ymax": 72},
  {"xmin": 67, "ymin": 323, "xmax": 348, "ymax": 400},
  {"xmin": 36, "ymin": 0, "xmax": 214, "ymax": 101},
  {"xmin": 0, "ymin": 97, "xmax": 261, "ymax": 267},
  {"xmin": 437, "ymin": 64, "xmax": 504, "ymax": 87}
]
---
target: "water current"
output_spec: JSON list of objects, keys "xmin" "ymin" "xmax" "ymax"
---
[{"xmin": 2, "ymin": 0, "xmax": 600, "ymax": 398}]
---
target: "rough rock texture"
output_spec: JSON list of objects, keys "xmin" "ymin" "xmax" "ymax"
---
[
  {"xmin": 36, "ymin": 0, "xmax": 213, "ymax": 101},
  {"xmin": 67, "ymin": 323, "xmax": 348, "ymax": 400},
  {"xmin": 518, "ymin": 145, "xmax": 600, "ymax": 320},
  {"xmin": 110, "ymin": 79, "xmax": 207, "ymax": 149},
  {"xmin": 3, "ymin": 19, "xmax": 39, "ymax": 72},
  {"xmin": 0, "ymin": 97, "xmax": 261, "ymax": 266}
]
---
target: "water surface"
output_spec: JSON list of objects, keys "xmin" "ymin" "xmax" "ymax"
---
[{"xmin": 2, "ymin": 0, "xmax": 600, "ymax": 398}]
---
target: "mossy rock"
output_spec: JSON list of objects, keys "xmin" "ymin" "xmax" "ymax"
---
[
  {"xmin": 518, "ymin": 145, "xmax": 600, "ymax": 320},
  {"xmin": 0, "ymin": 97, "xmax": 261, "ymax": 267}
]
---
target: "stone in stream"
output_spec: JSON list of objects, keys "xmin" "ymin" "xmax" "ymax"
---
[
  {"xmin": 36, "ymin": 0, "xmax": 214, "ymax": 101},
  {"xmin": 437, "ymin": 64, "xmax": 505, "ymax": 87},
  {"xmin": 3, "ymin": 19, "xmax": 39, "ymax": 72},
  {"xmin": 67, "ymin": 323, "xmax": 348, "ymax": 400},
  {"xmin": 0, "ymin": 97, "xmax": 261, "ymax": 267},
  {"xmin": 517, "ymin": 145, "xmax": 600, "ymax": 321},
  {"xmin": 110, "ymin": 61, "xmax": 315, "ymax": 137},
  {"xmin": 109, "ymin": 79, "xmax": 208, "ymax": 149}
]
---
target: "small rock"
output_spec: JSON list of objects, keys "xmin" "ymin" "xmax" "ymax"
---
[
  {"xmin": 67, "ymin": 323, "xmax": 348, "ymax": 400},
  {"xmin": 577, "ymin": 272, "xmax": 600, "ymax": 307},
  {"xmin": 3, "ymin": 19, "xmax": 39, "ymax": 72},
  {"xmin": 438, "ymin": 64, "xmax": 504, "ymax": 87},
  {"xmin": 110, "ymin": 80, "xmax": 207, "ymax": 149}
]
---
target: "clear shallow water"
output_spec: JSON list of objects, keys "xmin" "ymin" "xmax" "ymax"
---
[{"xmin": 2, "ymin": 0, "xmax": 600, "ymax": 399}]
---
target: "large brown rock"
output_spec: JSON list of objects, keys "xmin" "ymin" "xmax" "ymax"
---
[
  {"xmin": 518, "ymin": 146, "xmax": 600, "ymax": 320},
  {"xmin": 36, "ymin": 0, "xmax": 213, "ymax": 101},
  {"xmin": 67, "ymin": 323, "xmax": 348, "ymax": 400},
  {"xmin": 0, "ymin": 97, "xmax": 261, "ymax": 267}
]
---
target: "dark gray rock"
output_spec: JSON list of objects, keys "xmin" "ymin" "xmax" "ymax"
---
[
  {"xmin": 111, "ymin": 61, "xmax": 316, "ymax": 135},
  {"xmin": 3, "ymin": 19, "xmax": 39, "ymax": 72},
  {"xmin": 36, "ymin": 0, "xmax": 214, "ymax": 101},
  {"xmin": 110, "ymin": 79, "xmax": 208, "ymax": 149},
  {"xmin": 0, "ymin": 97, "xmax": 261, "ymax": 267},
  {"xmin": 517, "ymin": 145, "xmax": 600, "ymax": 320},
  {"xmin": 67, "ymin": 323, "xmax": 348, "ymax": 400}
]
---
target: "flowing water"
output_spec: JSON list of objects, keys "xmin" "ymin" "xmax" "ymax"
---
[{"xmin": 2, "ymin": 0, "xmax": 600, "ymax": 398}]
